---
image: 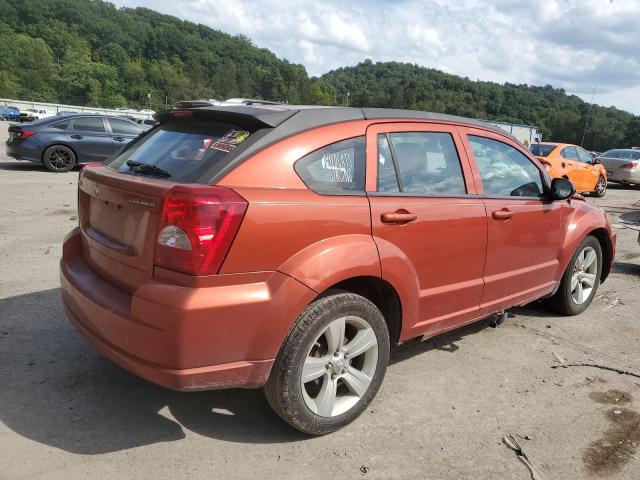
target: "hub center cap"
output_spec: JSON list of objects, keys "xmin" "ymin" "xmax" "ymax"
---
[{"xmin": 332, "ymin": 355, "xmax": 346, "ymax": 374}]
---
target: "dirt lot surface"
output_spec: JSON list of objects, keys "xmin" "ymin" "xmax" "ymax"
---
[{"xmin": 1, "ymin": 120, "xmax": 639, "ymax": 479}]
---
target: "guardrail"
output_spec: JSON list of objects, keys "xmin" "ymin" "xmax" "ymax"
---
[{"xmin": 0, "ymin": 98, "xmax": 154, "ymax": 120}]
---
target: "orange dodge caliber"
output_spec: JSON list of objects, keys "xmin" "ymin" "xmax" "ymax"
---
[
  {"xmin": 60, "ymin": 105, "xmax": 616, "ymax": 435},
  {"xmin": 530, "ymin": 142, "xmax": 608, "ymax": 197}
]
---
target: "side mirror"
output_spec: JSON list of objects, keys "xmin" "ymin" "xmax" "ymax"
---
[
  {"xmin": 592, "ymin": 157, "xmax": 601, "ymax": 164},
  {"xmin": 550, "ymin": 178, "xmax": 575, "ymax": 200}
]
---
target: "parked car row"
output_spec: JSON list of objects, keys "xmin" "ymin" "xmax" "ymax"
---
[
  {"xmin": 0, "ymin": 106, "xmax": 21, "ymax": 121},
  {"xmin": 5, "ymin": 114, "xmax": 145, "ymax": 172},
  {"xmin": 530, "ymin": 142, "xmax": 640, "ymax": 193},
  {"xmin": 530, "ymin": 142, "xmax": 608, "ymax": 196}
]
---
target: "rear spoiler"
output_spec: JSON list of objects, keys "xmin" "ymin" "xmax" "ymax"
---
[{"xmin": 156, "ymin": 106, "xmax": 297, "ymax": 129}]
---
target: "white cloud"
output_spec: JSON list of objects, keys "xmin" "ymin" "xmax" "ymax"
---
[{"xmin": 110, "ymin": 0, "xmax": 640, "ymax": 114}]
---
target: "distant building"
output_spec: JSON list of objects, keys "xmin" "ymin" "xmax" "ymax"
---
[{"xmin": 484, "ymin": 120, "xmax": 541, "ymax": 147}]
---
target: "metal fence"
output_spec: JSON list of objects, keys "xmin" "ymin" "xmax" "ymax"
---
[{"xmin": 0, "ymin": 98, "xmax": 154, "ymax": 120}]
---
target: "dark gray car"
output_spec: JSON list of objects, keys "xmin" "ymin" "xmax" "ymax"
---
[{"xmin": 5, "ymin": 114, "xmax": 145, "ymax": 172}]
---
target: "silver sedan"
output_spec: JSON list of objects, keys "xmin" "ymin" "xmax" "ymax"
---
[{"xmin": 598, "ymin": 149, "xmax": 640, "ymax": 186}]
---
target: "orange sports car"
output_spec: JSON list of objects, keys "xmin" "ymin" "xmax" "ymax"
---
[{"xmin": 530, "ymin": 142, "xmax": 607, "ymax": 196}]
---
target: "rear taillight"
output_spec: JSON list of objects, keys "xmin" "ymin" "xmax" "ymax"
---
[
  {"xmin": 154, "ymin": 185, "xmax": 248, "ymax": 275},
  {"xmin": 620, "ymin": 162, "xmax": 639, "ymax": 170},
  {"xmin": 17, "ymin": 130, "xmax": 35, "ymax": 139}
]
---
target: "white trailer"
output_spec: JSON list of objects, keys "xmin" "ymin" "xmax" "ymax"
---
[{"xmin": 485, "ymin": 120, "xmax": 541, "ymax": 147}]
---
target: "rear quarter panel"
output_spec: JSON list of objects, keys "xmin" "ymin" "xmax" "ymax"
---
[{"xmin": 218, "ymin": 120, "xmax": 381, "ymax": 292}]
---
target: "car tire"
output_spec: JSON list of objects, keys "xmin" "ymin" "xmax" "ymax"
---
[
  {"xmin": 43, "ymin": 145, "xmax": 77, "ymax": 172},
  {"xmin": 546, "ymin": 236, "xmax": 602, "ymax": 316},
  {"xmin": 592, "ymin": 176, "xmax": 606, "ymax": 197},
  {"xmin": 264, "ymin": 291, "xmax": 390, "ymax": 435}
]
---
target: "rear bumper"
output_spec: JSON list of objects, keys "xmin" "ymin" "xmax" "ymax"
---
[
  {"xmin": 5, "ymin": 142, "xmax": 40, "ymax": 162},
  {"xmin": 607, "ymin": 170, "xmax": 640, "ymax": 184},
  {"xmin": 60, "ymin": 228, "xmax": 316, "ymax": 391}
]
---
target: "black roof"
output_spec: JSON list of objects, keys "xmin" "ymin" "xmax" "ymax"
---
[{"xmin": 158, "ymin": 104, "xmax": 517, "ymax": 182}]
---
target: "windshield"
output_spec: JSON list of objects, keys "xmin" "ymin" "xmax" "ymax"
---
[
  {"xmin": 109, "ymin": 119, "xmax": 257, "ymax": 184},
  {"xmin": 529, "ymin": 144, "xmax": 557, "ymax": 157}
]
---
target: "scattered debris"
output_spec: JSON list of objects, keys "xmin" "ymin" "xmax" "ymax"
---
[
  {"xmin": 552, "ymin": 351, "xmax": 565, "ymax": 364},
  {"xmin": 360, "ymin": 465, "xmax": 370, "ymax": 474},
  {"xmin": 516, "ymin": 433, "xmax": 532, "ymax": 441},
  {"xmin": 614, "ymin": 409, "xmax": 622, "ymax": 415},
  {"xmin": 503, "ymin": 434, "xmax": 546, "ymax": 480},
  {"xmin": 597, "ymin": 292, "xmax": 625, "ymax": 311},
  {"xmin": 69, "ymin": 215, "xmax": 78, "ymax": 221},
  {"xmin": 552, "ymin": 363, "xmax": 640, "ymax": 379}
]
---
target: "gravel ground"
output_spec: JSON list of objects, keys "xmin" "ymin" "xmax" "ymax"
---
[{"xmin": 1, "ymin": 120, "xmax": 639, "ymax": 479}]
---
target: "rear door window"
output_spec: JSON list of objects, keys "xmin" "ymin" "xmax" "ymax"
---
[
  {"xmin": 294, "ymin": 137, "xmax": 366, "ymax": 194},
  {"xmin": 109, "ymin": 119, "xmax": 256, "ymax": 184},
  {"xmin": 530, "ymin": 144, "xmax": 556, "ymax": 157},
  {"xmin": 71, "ymin": 117, "xmax": 106, "ymax": 133},
  {"xmin": 377, "ymin": 135, "xmax": 400, "ymax": 193},
  {"xmin": 108, "ymin": 118, "xmax": 143, "ymax": 136},
  {"xmin": 385, "ymin": 132, "xmax": 467, "ymax": 196},
  {"xmin": 50, "ymin": 120, "xmax": 70, "ymax": 130},
  {"xmin": 469, "ymin": 135, "xmax": 544, "ymax": 198}
]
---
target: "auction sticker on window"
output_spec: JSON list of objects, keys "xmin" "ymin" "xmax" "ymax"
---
[{"xmin": 210, "ymin": 129, "xmax": 250, "ymax": 153}]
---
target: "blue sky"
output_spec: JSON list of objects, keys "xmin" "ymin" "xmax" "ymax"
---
[{"xmin": 111, "ymin": 0, "xmax": 640, "ymax": 114}]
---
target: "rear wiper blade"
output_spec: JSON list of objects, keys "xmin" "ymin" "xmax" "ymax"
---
[{"xmin": 126, "ymin": 160, "xmax": 171, "ymax": 178}]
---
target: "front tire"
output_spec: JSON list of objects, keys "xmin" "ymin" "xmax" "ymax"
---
[
  {"xmin": 592, "ymin": 176, "xmax": 606, "ymax": 197},
  {"xmin": 546, "ymin": 236, "xmax": 602, "ymax": 315},
  {"xmin": 264, "ymin": 292, "xmax": 390, "ymax": 435},
  {"xmin": 43, "ymin": 145, "xmax": 76, "ymax": 172}
]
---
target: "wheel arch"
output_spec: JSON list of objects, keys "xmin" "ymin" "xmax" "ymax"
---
[
  {"xmin": 318, "ymin": 276, "xmax": 403, "ymax": 347},
  {"xmin": 588, "ymin": 228, "xmax": 614, "ymax": 282},
  {"xmin": 40, "ymin": 142, "xmax": 79, "ymax": 165}
]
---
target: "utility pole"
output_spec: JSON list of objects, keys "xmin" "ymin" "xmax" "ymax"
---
[{"xmin": 581, "ymin": 84, "xmax": 597, "ymax": 147}]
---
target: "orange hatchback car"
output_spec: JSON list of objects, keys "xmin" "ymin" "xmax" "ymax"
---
[
  {"xmin": 530, "ymin": 142, "xmax": 608, "ymax": 197},
  {"xmin": 60, "ymin": 105, "xmax": 616, "ymax": 434}
]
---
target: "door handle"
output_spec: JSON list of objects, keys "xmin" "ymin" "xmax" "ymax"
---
[
  {"xmin": 492, "ymin": 209, "xmax": 513, "ymax": 220},
  {"xmin": 381, "ymin": 211, "xmax": 418, "ymax": 224},
  {"xmin": 70, "ymin": 134, "xmax": 83, "ymax": 139},
  {"xmin": 113, "ymin": 136, "xmax": 126, "ymax": 142}
]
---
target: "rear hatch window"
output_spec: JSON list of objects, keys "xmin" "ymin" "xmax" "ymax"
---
[
  {"xmin": 108, "ymin": 119, "xmax": 257, "ymax": 184},
  {"xmin": 530, "ymin": 144, "xmax": 556, "ymax": 157}
]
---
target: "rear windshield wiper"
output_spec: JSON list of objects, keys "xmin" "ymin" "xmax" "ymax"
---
[{"xmin": 126, "ymin": 160, "xmax": 171, "ymax": 178}]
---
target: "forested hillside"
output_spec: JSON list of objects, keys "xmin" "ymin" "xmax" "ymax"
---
[
  {"xmin": 322, "ymin": 60, "xmax": 640, "ymax": 150},
  {"xmin": 0, "ymin": 0, "xmax": 638, "ymax": 149}
]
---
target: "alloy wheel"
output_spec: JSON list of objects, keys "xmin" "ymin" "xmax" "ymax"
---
[
  {"xmin": 571, "ymin": 246, "xmax": 598, "ymax": 304},
  {"xmin": 596, "ymin": 177, "xmax": 606, "ymax": 196},
  {"xmin": 301, "ymin": 315, "xmax": 378, "ymax": 417},
  {"xmin": 48, "ymin": 147, "xmax": 74, "ymax": 171}
]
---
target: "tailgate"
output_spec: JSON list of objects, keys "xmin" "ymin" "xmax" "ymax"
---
[{"xmin": 78, "ymin": 167, "xmax": 172, "ymax": 291}]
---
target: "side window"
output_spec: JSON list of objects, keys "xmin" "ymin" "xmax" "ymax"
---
[
  {"xmin": 377, "ymin": 135, "xmax": 400, "ymax": 193},
  {"xmin": 294, "ymin": 137, "xmax": 365, "ymax": 194},
  {"xmin": 561, "ymin": 147, "xmax": 579, "ymax": 160},
  {"xmin": 108, "ymin": 118, "xmax": 143, "ymax": 136},
  {"xmin": 71, "ymin": 117, "xmax": 105, "ymax": 133},
  {"xmin": 50, "ymin": 120, "xmax": 70, "ymax": 130},
  {"xmin": 468, "ymin": 135, "xmax": 544, "ymax": 198},
  {"xmin": 577, "ymin": 148, "xmax": 593, "ymax": 163},
  {"xmin": 386, "ymin": 132, "xmax": 466, "ymax": 196}
]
